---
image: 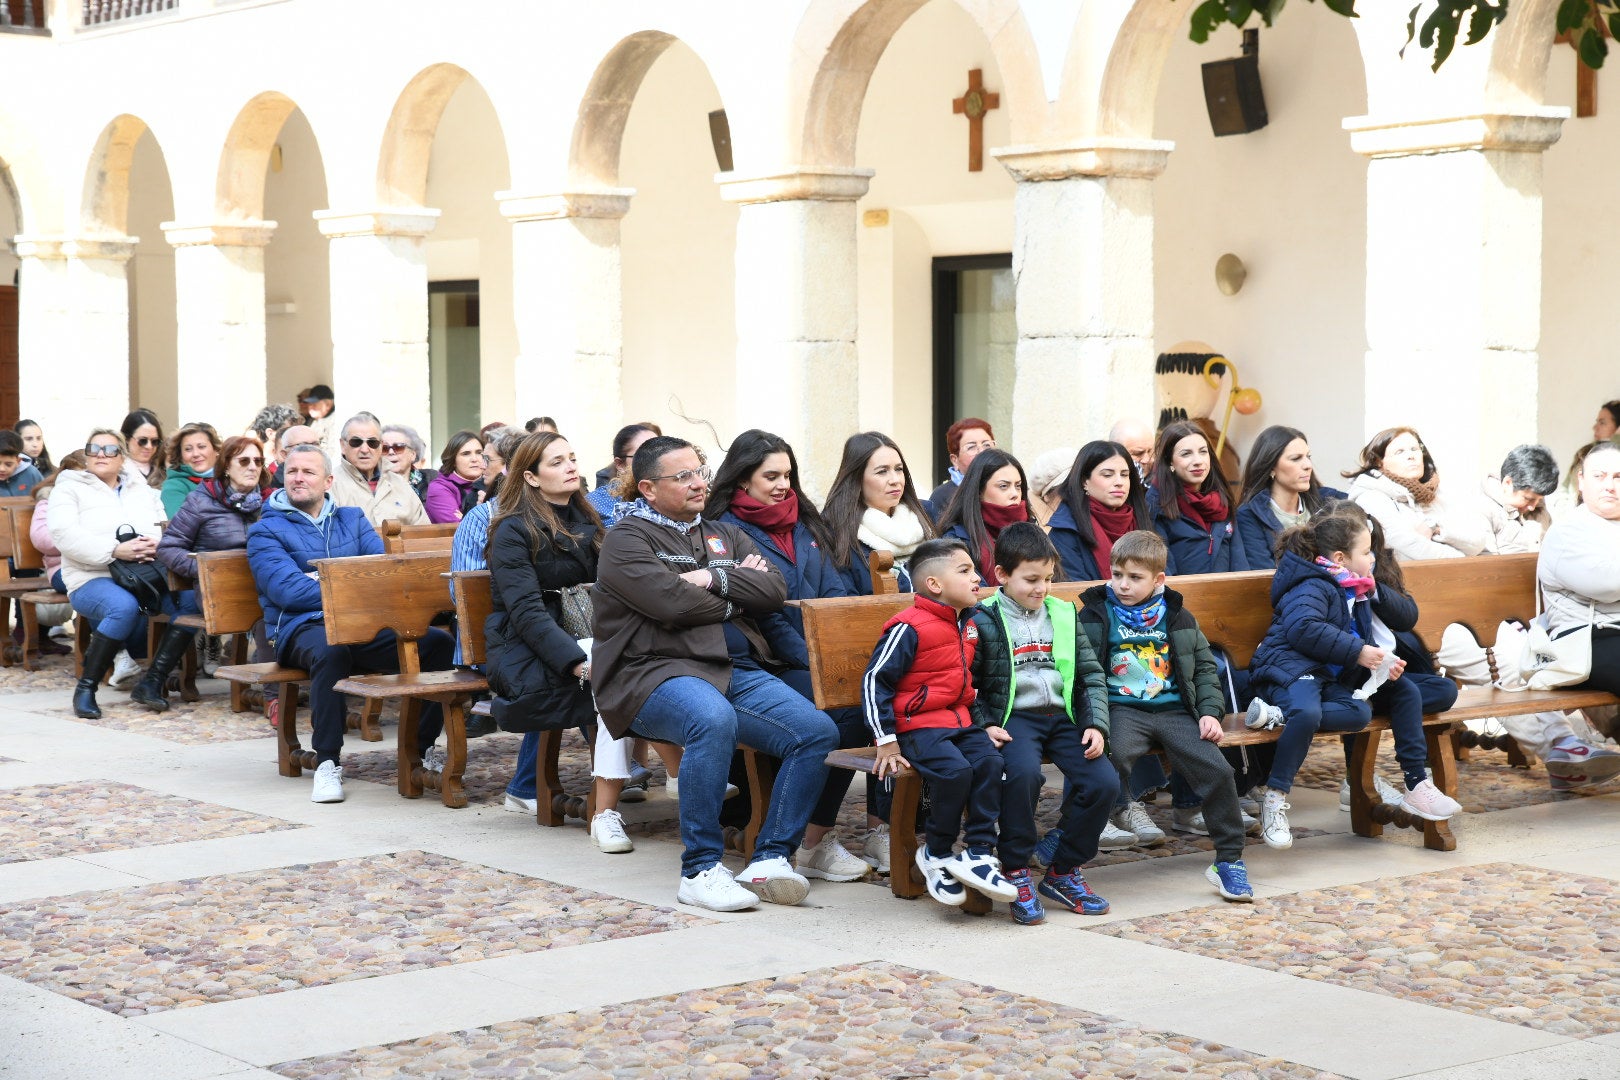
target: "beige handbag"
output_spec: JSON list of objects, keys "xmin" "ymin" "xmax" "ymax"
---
[{"xmin": 1498, "ymin": 590, "xmax": 1593, "ymax": 692}]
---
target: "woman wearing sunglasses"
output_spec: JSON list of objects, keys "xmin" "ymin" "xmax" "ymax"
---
[
  {"xmin": 119, "ymin": 409, "xmax": 167, "ymax": 491},
  {"xmin": 47, "ymin": 429, "xmax": 188, "ymax": 719}
]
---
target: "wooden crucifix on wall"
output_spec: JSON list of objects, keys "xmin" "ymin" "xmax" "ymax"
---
[{"xmin": 952, "ymin": 68, "xmax": 1000, "ymax": 172}]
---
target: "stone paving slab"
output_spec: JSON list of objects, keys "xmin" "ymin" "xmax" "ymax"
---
[
  {"xmin": 0, "ymin": 849, "xmax": 703, "ymax": 1018},
  {"xmin": 0, "ymin": 780, "xmax": 302, "ymax": 864},
  {"xmin": 266, "ymin": 961, "xmax": 1345, "ymax": 1079},
  {"xmin": 1093, "ymin": 861, "xmax": 1620, "ymax": 1038}
]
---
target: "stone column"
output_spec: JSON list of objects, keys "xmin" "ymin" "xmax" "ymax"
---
[
  {"xmin": 162, "ymin": 221, "xmax": 277, "ymax": 429},
  {"xmin": 313, "ymin": 208, "xmax": 440, "ymax": 440},
  {"xmin": 992, "ymin": 141, "xmax": 1172, "ymax": 462},
  {"xmin": 1346, "ymin": 110, "xmax": 1565, "ymax": 475},
  {"xmin": 498, "ymin": 189, "xmax": 632, "ymax": 469},
  {"xmin": 718, "ymin": 168, "xmax": 873, "ymax": 498},
  {"xmin": 13, "ymin": 234, "xmax": 136, "ymax": 443}
]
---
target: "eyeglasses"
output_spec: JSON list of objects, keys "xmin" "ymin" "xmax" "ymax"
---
[
  {"xmin": 381, "ymin": 443, "xmax": 410, "ymax": 454},
  {"xmin": 132, "ymin": 436, "xmax": 159, "ymax": 448},
  {"xmin": 346, "ymin": 437, "xmax": 382, "ymax": 450},
  {"xmin": 234, "ymin": 455, "xmax": 264, "ymax": 468},
  {"xmin": 647, "ymin": 467, "xmax": 712, "ymax": 487},
  {"xmin": 85, "ymin": 443, "xmax": 123, "ymax": 458}
]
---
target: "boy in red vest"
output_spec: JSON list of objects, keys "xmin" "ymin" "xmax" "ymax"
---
[{"xmin": 864, "ymin": 538, "xmax": 1017, "ymax": 907}]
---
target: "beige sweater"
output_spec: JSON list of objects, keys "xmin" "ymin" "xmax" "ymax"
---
[{"xmin": 330, "ymin": 457, "xmax": 428, "ymax": 530}]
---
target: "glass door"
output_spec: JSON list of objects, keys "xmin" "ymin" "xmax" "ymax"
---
[
  {"xmin": 932, "ymin": 255, "xmax": 1015, "ymax": 485},
  {"xmin": 427, "ymin": 280, "xmax": 480, "ymax": 452}
]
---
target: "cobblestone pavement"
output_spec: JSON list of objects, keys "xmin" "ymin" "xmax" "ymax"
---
[
  {"xmin": 1292, "ymin": 737, "xmax": 1606, "ymax": 813},
  {"xmin": 1093, "ymin": 861, "xmax": 1620, "ymax": 1038},
  {"xmin": 6, "ymin": 660, "xmax": 1620, "ymax": 1079},
  {"xmin": 0, "ymin": 779, "xmax": 302, "ymax": 864},
  {"xmin": 268, "ymin": 962, "xmax": 1345, "ymax": 1080}
]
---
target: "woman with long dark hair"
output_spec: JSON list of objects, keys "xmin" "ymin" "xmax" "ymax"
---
[
  {"xmin": 1235, "ymin": 425, "xmax": 1346, "ymax": 570},
  {"xmin": 120, "ymin": 408, "xmax": 166, "ymax": 491},
  {"xmin": 15, "ymin": 419, "xmax": 53, "ymax": 476},
  {"xmin": 483, "ymin": 431, "xmax": 633, "ymax": 853},
  {"xmin": 1147, "ymin": 420, "xmax": 1239, "ymax": 575},
  {"xmin": 935, "ymin": 448, "xmax": 1035, "ymax": 585},
  {"xmin": 1046, "ymin": 440, "xmax": 1151, "ymax": 583},
  {"xmin": 706, "ymin": 429, "xmax": 872, "ymax": 881},
  {"xmin": 822, "ymin": 431, "xmax": 935, "ymax": 596}
]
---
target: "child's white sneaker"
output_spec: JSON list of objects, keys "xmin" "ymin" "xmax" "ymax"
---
[
  {"xmin": 1245, "ymin": 697, "xmax": 1285, "ymax": 730},
  {"xmin": 863, "ymin": 825, "xmax": 891, "ymax": 872},
  {"xmin": 797, "ymin": 832, "xmax": 868, "ymax": 881},
  {"xmin": 945, "ymin": 846, "xmax": 1019, "ymax": 902},
  {"xmin": 1260, "ymin": 788, "xmax": 1292, "ymax": 849},
  {"xmin": 1112, "ymin": 802, "xmax": 1167, "ymax": 847},
  {"xmin": 591, "ymin": 809, "xmax": 634, "ymax": 853},
  {"xmin": 1400, "ymin": 778, "xmax": 1462, "ymax": 821},
  {"xmin": 914, "ymin": 847, "xmax": 967, "ymax": 906}
]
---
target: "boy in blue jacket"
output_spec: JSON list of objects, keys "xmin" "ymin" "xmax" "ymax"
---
[
  {"xmin": 864, "ymin": 538, "xmax": 1017, "ymax": 908},
  {"xmin": 246, "ymin": 445, "xmax": 455, "ymax": 804},
  {"xmin": 971, "ymin": 523, "xmax": 1119, "ymax": 924}
]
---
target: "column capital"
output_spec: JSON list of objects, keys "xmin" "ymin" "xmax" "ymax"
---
[
  {"xmin": 991, "ymin": 139, "xmax": 1174, "ymax": 181},
  {"xmin": 496, "ymin": 189, "xmax": 635, "ymax": 222},
  {"xmin": 717, "ymin": 167, "xmax": 874, "ymax": 205},
  {"xmin": 312, "ymin": 208, "xmax": 441, "ymax": 239},
  {"xmin": 161, "ymin": 220, "xmax": 278, "ymax": 248},
  {"xmin": 12, "ymin": 234, "xmax": 138, "ymax": 261},
  {"xmin": 1344, "ymin": 109, "xmax": 1567, "ymax": 158}
]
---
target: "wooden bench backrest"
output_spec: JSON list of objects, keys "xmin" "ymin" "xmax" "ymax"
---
[
  {"xmin": 868, "ymin": 549, "xmax": 899, "ymax": 596},
  {"xmin": 192, "ymin": 549, "xmax": 265, "ymax": 636},
  {"xmin": 449, "ymin": 569, "xmax": 493, "ymax": 665},
  {"xmin": 381, "ymin": 519, "xmax": 458, "ymax": 554},
  {"xmin": 7, "ymin": 504, "xmax": 43, "ymax": 571},
  {"xmin": 315, "ymin": 551, "xmax": 453, "ymax": 651},
  {"xmin": 800, "ymin": 555, "xmax": 1546, "ymax": 712}
]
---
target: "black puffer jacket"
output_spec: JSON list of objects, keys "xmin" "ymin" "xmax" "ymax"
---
[{"xmin": 484, "ymin": 503, "xmax": 599, "ymax": 732}]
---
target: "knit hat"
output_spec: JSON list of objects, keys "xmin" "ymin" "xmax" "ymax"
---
[{"xmin": 1028, "ymin": 447, "xmax": 1076, "ymax": 499}]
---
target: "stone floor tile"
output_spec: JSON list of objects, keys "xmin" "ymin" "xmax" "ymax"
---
[
  {"xmin": 1394, "ymin": 1039, "xmax": 1620, "ymax": 1080},
  {"xmin": 1095, "ymin": 861, "xmax": 1620, "ymax": 1038},
  {"xmin": 0, "ymin": 779, "xmax": 302, "ymax": 864},
  {"xmin": 0, "ymin": 855, "xmax": 151, "ymax": 904},
  {"xmin": 267, "ymin": 961, "xmax": 1345, "ymax": 1079},
  {"xmin": 0, "ymin": 849, "xmax": 701, "ymax": 1017}
]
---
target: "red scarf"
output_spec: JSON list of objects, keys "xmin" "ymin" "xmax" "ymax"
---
[
  {"xmin": 1087, "ymin": 498, "xmax": 1138, "ymax": 576},
  {"xmin": 730, "ymin": 489, "xmax": 799, "ymax": 562},
  {"xmin": 977, "ymin": 500, "xmax": 1029, "ymax": 580},
  {"xmin": 1177, "ymin": 487, "xmax": 1230, "ymax": 532}
]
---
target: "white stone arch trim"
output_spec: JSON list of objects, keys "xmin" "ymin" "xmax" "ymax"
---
[
  {"xmin": 569, "ymin": 29, "xmax": 682, "ymax": 190},
  {"xmin": 80, "ymin": 113, "xmax": 170, "ymax": 237},
  {"xmin": 789, "ymin": 0, "xmax": 1049, "ymax": 166},
  {"xmin": 215, "ymin": 90, "xmax": 321, "ymax": 222},
  {"xmin": 375, "ymin": 62, "xmax": 515, "ymax": 209}
]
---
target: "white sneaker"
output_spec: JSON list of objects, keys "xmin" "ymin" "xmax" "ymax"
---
[
  {"xmin": 422, "ymin": 746, "xmax": 447, "ymax": 773},
  {"xmin": 503, "ymin": 793, "xmax": 537, "ymax": 814},
  {"xmin": 1112, "ymin": 802, "xmax": 1167, "ymax": 847},
  {"xmin": 797, "ymin": 832, "xmax": 869, "ymax": 881},
  {"xmin": 49, "ymin": 623, "xmax": 74, "ymax": 643},
  {"xmin": 736, "ymin": 855, "xmax": 810, "ymax": 906},
  {"xmin": 1098, "ymin": 822, "xmax": 1137, "ymax": 851},
  {"xmin": 1171, "ymin": 807, "xmax": 1210, "ymax": 835},
  {"xmin": 109, "ymin": 650, "xmax": 141, "ymax": 690},
  {"xmin": 1260, "ymin": 788, "xmax": 1292, "ymax": 849},
  {"xmin": 863, "ymin": 825, "xmax": 891, "ymax": 872},
  {"xmin": 591, "ymin": 809, "xmax": 634, "ymax": 853},
  {"xmin": 1400, "ymin": 778, "xmax": 1463, "ymax": 821},
  {"xmin": 310, "ymin": 760, "xmax": 344, "ymax": 803},
  {"xmin": 1338, "ymin": 775, "xmax": 1407, "ymax": 811},
  {"xmin": 664, "ymin": 775, "xmax": 739, "ymax": 801},
  {"xmin": 677, "ymin": 864, "xmax": 758, "ymax": 912},
  {"xmin": 1244, "ymin": 697, "xmax": 1285, "ymax": 730}
]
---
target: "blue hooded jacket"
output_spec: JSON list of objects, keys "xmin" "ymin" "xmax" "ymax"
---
[
  {"xmin": 1247, "ymin": 551, "xmax": 1367, "ymax": 692},
  {"xmin": 1147, "ymin": 487, "xmax": 1238, "ymax": 575},
  {"xmin": 245, "ymin": 489, "xmax": 382, "ymax": 650}
]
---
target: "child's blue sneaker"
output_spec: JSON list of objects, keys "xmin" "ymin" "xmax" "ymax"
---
[
  {"xmin": 914, "ymin": 847, "xmax": 967, "ymax": 907},
  {"xmin": 1032, "ymin": 828, "xmax": 1063, "ymax": 869},
  {"xmin": 1206, "ymin": 860, "xmax": 1255, "ymax": 903},
  {"xmin": 1006, "ymin": 867, "xmax": 1045, "ymax": 925},
  {"xmin": 1038, "ymin": 869, "xmax": 1110, "ymax": 915}
]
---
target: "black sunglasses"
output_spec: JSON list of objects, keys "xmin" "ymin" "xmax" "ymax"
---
[{"xmin": 346, "ymin": 437, "xmax": 382, "ymax": 450}]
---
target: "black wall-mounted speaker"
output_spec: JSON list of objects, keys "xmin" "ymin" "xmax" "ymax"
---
[
  {"xmin": 1201, "ymin": 32, "xmax": 1268, "ymax": 137},
  {"xmin": 708, "ymin": 110, "xmax": 734, "ymax": 173}
]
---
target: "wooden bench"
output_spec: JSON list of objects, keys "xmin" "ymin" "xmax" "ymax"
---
[
  {"xmin": 801, "ymin": 552, "xmax": 1619, "ymax": 906},
  {"xmin": 381, "ymin": 519, "xmax": 458, "ymax": 554},
  {"xmin": 0, "ymin": 497, "xmax": 53, "ymax": 666},
  {"xmin": 449, "ymin": 569, "xmax": 596, "ymax": 826},
  {"xmin": 315, "ymin": 551, "xmax": 487, "ymax": 808},
  {"xmin": 8, "ymin": 503, "xmax": 72, "ymax": 672}
]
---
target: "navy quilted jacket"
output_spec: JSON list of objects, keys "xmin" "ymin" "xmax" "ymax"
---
[{"xmin": 1248, "ymin": 552, "xmax": 1366, "ymax": 692}]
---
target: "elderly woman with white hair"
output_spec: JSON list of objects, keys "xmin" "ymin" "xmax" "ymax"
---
[{"xmin": 380, "ymin": 423, "xmax": 438, "ymax": 502}]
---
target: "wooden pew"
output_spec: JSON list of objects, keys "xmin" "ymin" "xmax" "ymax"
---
[
  {"xmin": 802, "ymin": 553, "xmax": 1620, "ymax": 904},
  {"xmin": 0, "ymin": 496, "xmax": 52, "ymax": 666},
  {"xmin": 381, "ymin": 519, "xmax": 458, "ymax": 554},
  {"xmin": 450, "ymin": 569, "xmax": 595, "ymax": 826},
  {"xmin": 8, "ymin": 504, "xmax": 70, "ymax": 672},
  {"xmin": 315, "ymin": 551, "xmax": 487, "ymax": 808}
]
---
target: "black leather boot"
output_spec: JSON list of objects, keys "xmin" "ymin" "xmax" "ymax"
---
[
  {"xmin": 74, "ymin": 631, "xmax": 122, "ymax": 720},
  {"xmin": 130, "ymin": 624, "xmax": 196, "ymax": 712}
]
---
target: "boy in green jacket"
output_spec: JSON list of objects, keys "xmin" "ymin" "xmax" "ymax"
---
[{"xmin": 971, "ymin": 523, "xmax": 1120, "ymax": 924}]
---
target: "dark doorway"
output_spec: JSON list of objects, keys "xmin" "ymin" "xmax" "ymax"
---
[
  {"xmin": 0, "ymin": 285, "xmax": 17, "ymax": 428},
  {"xmin": 932, "ymin": 254, "xmax": 1014, "ymax": 484}
]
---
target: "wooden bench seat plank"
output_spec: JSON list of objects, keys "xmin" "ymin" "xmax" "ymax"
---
[
  {"xmin": 216, "ymin": 661, "xmax": 309, "ymax": 684},
  {"xmin": 333, "ymin": 670, "xmax": 489, "ymax": 698}
]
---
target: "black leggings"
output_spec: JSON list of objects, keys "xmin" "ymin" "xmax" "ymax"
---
[{"xmin": 1583, "ymin": 627, "xmax": 1620, "ymax": 696}]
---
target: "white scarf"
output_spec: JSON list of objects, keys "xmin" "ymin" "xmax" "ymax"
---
[{"xmin": 858, "ymin": 503, "xmax": 927, "ymax": 559}]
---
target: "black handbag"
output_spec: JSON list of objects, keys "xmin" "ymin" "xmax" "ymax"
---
[{"xmin": 107, "ymin": 524, "xmax": 170, "ymax": 615}]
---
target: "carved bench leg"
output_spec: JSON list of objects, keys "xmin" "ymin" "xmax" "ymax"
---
[
  {"xmin": 1503, "ymin": 734, "xmax": 1532, "ymax": 770},
  {"xmin": 18, "ymin": 600, "xmax": 40, "ymax": 672},
  {"xmin": 888, "ymin": 773, "xmax": 925, "ymax": 900},
  {"xmin": 359, "ymin": 698, "xmax": 384, "ymax": 742},
  {"xmin": 437, "ymin": 697, "xmax": 468, "ymax": 809},
  {"xmin": 397, "ymin": 698, "xmax": 424, "ymax": 799},
  {"xmin": 276, "ymin": 681, "xmax": 306, "ymax": 777},
  {"xmin": 178, "ymin": 642, "xmax": 200, "ymax": 703},
  {"xmin": 536, "ymin": 729, "xmax": 565, "ymax": 827},
  {"xmin": 741, "ymin": 748, "xmax": 777, "ymax": 864},
  {"xmin": 1423, "ymin": 723, "xmax": 1460, "ymax": 852},
  {"xmin": 1348, "ymin": 729, "xmax": 1383, "ymax": 840}
]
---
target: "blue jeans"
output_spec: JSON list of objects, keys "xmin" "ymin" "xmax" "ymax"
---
[
  {"xmin": 68, "ymin": 577, "xmax": 199, "ymax": 651},
  {"xmin": 1267, "ymin": 675, "xmax": 1372, "ymax": 793},
  {"xmin": 631, "ymin": 669, "xmax": 838, "ymax": 877}
]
